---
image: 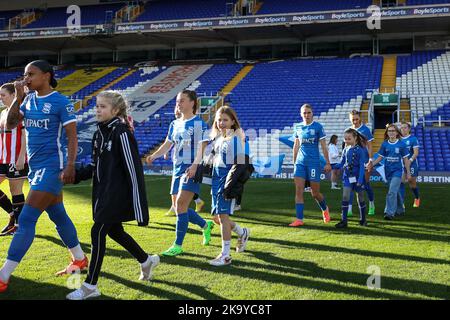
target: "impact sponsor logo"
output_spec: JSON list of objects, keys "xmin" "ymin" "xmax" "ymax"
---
[
  {"xmin": 255, "ymin": 16, "xmax": 287, "ymax": 24},
  {"xmin": 26, "ymin": 118, "xmax": 50, "ymax": 130},
  {"xmin": 414, "ymin": 7, "xmax": 449, "ymax": 15},
  {"xmin": 292, "ymin": 14, "xmax": 325, "ymax": 22}
]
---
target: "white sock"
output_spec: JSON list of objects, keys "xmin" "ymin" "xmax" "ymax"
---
[
  {"xmin": 0, "ymin": 260, "xmax": 19, "ymax": 282},
  {"xmin": 69, "ymin": 244, "xmax": 85, "ymax": 261},
  {"xmin": 348, "ymin": 204, "xmax": 353, "ymax": 212},
  {"xmin": 232, "ymin": 223, "xmax": 244, "ymax": 237},
  {"xmin": 169, "ymin": 206, "xmax": 175, "ymax": 212},
  {"xmin": 140, "ymin": 255, "xmax": 151, "ymax": 267},
  {"xmin": 370, "ymin": 201, "xmax": 375, "ymax": 207},
  {"xmin": 194, "ymin": 198, "xmax": 202, "ymax": 204},
  {"xmin": 83, "ymin": 282, "xmax": 97, "ymax": 290},
  {"xmin": 222, "ymin": 240, "xmax": 231, "ymax": 257}
]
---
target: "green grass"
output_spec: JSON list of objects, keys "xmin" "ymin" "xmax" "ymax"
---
[{"xmin": 0, "ymin": 176, "xmax": 449, "ymax": 300}]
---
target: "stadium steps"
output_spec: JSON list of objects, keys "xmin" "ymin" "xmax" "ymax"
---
[
  {"xmin": 360, "ymin": 99, "xmax": 370, "ymax": 124},
  {"xmin": 57, "ymin": 67, "xmax": 117, "ymax": 97},
  {"xmin": 82, "ymin": 68, "xmax": 136, "ymax": 106},
  {"xmin": 220, "ymin": 65, "xmax": 254, "ymax": 97},
  {"xmin": 373, "ymin": 129, "xmax": 385, "ymax": 153},
  {"xmin": 400, "ymin": 99, "xmax": 411, "ymax": 123},
  {"xmin": 380, "ymin": 55, "xmax": 397, "ymax": 92}
]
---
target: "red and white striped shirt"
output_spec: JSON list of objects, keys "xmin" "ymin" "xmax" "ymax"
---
[{"xmin": 0, "ymin": 109, "xmax": 27, "ymax": 165}]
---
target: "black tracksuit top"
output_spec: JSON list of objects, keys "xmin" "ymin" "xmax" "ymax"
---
[{"xmin": 75, "ymin": 117, "xmax": 149, "ymax": 226}]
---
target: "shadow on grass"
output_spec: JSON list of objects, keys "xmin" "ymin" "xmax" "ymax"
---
[
  {"xmin": 35, "ymin": 234, "xmax": 136, "ymax": 261},
  {"xmin": 101, "ymin": 271, "xmax": 209, "ymax": 300},
  {"xmin": 1, "ymin": 276, "xmax": 115, "ymax": 300},
  {"xmin": 165, "ymin": 251, "xmax": 449, "ymax": 300},
  {"xmin": 251, "ymin": 236, "xmax": 450, "ymax": 266},
  {"xmin": 234, "ymin": 214, "xmax": 450, "ymax": 244},
  {"xmin": 159, "ymin": 252, "xmax": 411, "ymax": 300}
]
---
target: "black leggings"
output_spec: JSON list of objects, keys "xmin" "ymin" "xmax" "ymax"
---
[{"xmin": 85, "ymin": 222, "xmax": 148, "ymax": 285}]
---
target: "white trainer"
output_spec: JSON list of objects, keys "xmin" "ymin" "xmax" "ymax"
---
[
  {"xmin": 209, "ymin": 254, "xmax": 232, "ymax": 266},
  {"xmin": 139, "ymin": 254, "xmax": 160, "ymax": 281},
  {"xmin": 66, "ymin": 284, "xmax": 101, "ymax": 300},
  {"xmin": 236, "ymin": 228, "xmax": 250, "ymax": 253}
]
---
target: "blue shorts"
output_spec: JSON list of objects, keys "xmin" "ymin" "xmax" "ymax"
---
[
  {"xmin": 407, "ymin": 163, "xmax": 419, "ymax": 177},
  {"xmin": 294, "ymin": 163, "xmax": 321, "ymax": 182},
  {"xmin": 170, "ymin": 174, "xmax": 200, "ymax": 195},
  {"xmin": 331, "ymin": 163, "xmax": 340, "ymax": 170},
  {"xmin": 211, "ymin": 191, "xmax": 236, "ymax": 215},
  {"xmin": 28, "ymin": 168, "xmax": 63, "ymax": 196}
]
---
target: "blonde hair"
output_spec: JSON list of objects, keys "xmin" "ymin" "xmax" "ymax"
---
[
  {"xmin": 300, "ymin": 103, "xmax": 313, "ymax": 112},
  {"xmin": 210, "ymin": 105, "xmax": 242, "ymax": 139},
  {"xmin": 97, "ymin": 90, "xmax": 131, "ymax": 129}
]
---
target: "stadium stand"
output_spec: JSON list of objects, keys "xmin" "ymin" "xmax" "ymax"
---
[
  {"xmin": 257, "ymin": 0, "xmax": 372, "ymax": 15},
  {"xmin": 0, "ymin": 71, "xmax": 21, "ymax": 85},
  {"xmin": 396, "ymin": 50, "xmax": 450, "ymax": 171},
  {"xmin": 217, "ymin": 58, "xmax": 379, "ymax": 164},
  {"xmin": 134, "ymin": 63, "xmax": 243, "ymax": 162},
  {"xmin": 135, "ymin": 0, "xmax": 234, "ymax": 22},
  {"xmin": 0, "ymin": 10, "xmax": 21, "ymax": 29},
  {"xmin": 1, "ymin": 51, "xmax": 448, "ymax": 172},
  {"xmin": 24, "ymin": 3, "xmax": 124, "ymax": 28},
  {"xmin": 406, "ymin": 0, "xmax": 450, "ymax": 5}
]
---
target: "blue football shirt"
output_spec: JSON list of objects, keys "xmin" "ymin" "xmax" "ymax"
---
[
  {"xmin": 20, "ymin": 91, "xmax": 76, "ymax": 170},
  {"xmin": 167, "ymin": 115, "xmax": 209, "ymax": 177},
  {"xmin": 293, "ymin": 121, "xmax": 326, "ymax": 165}
]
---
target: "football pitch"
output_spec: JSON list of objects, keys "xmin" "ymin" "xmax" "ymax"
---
[{"xmin": 0, "ymin": 176, "xmax": 449, "ymax": 300}]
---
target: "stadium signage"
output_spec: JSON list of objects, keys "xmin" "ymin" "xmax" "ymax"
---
[
  {"xmin": 128, "ymin": 64, "xmax": 212, "ymax": 122},
  {"xmin": 114, "ymin": 4, "xmax": 450, "ymax": 33},
  {"xmin": 0, "ymin": 26, "xmax": 95, "ymax": 40},
  {"xmin": 1, "ymin": 5, "xmax": 448, "ymax": 41},
  {"xmin": 143, "ymin": 166, "xmax": 449, "ymax": 183}
]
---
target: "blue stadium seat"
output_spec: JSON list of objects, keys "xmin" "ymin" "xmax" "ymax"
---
[{"xmin": 257, "ymin": 0, "xmax": 372, "ymax": 15}]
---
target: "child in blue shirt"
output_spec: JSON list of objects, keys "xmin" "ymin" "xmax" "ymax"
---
[
  {"xmin": 335, "ymin": 128, "xmax": 369, "ymax": 228},
  {"xmin": 368, "ymin": 124, "xmax": 411, "ymax": 220}
]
